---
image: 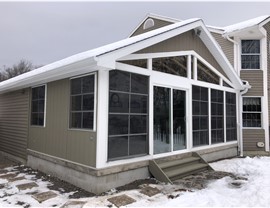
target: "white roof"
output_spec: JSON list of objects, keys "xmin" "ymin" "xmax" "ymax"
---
[{"xmin": 223, "ymin": 15, "xmax": 270, "ymax": 34}]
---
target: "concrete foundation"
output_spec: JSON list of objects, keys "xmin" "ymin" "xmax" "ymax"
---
[{"xmin": 27, "ymin": 152, "xmax": 150, "ymax": 194}]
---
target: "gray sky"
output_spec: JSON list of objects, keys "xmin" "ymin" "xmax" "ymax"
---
[{"xmin": 1, "ymin": 1, "xmax": 270, "ymax": 68}]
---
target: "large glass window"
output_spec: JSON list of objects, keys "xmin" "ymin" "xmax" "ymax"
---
[
  {"xmin": 226, "ymin": 92, "xmax": 237, "ymax": 141},
  {"xmin": 211, "ymin": 89, "xmax": 224, "ymax": 144},
  {"xmin": 241, "ymin": 40, "xmax": 260, "ymax": 69},
  {"xmin": 192, "ymin": 85, "xmax": 209, "ymax": 146},
  {"xmin": 31, "ymin": 85, "xmax": 46, "ymax": 126},
  {"xmin": 108, "ymin": 70, "xmax": 149, "ymax": 160},
  {"xmin": 243, "ymin": 97, "xmax": 261, "ymax": 127},
  {"xmin": 153, "ymin": 56, "xmax": 187, "ymax": 77},
  {"xmin": 70, "ymin": 74, "xmax": 95, "ymax": 130},
  {"xmin": 197, "ymin": 60, "xmax": 219, "ymax": 84}
]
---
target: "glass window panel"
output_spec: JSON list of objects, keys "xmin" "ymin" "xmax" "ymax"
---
[
  {"xmin": 31, "ymin": 113, "xmax": 38, "ymax": 125},
  {"xmin": 130, "ymin": 95, "xmax": 148, "ymax": 114},
  {"xmin": 38, "ymin": 100, "xmax": 45, "ymax": 113},
  {"xmin": 226, "ymin": 92, "xmax": 236, "ymax": 141},
  {"xmin": 108, "ymin": 136, "xmax": 128, "ymax": 159},
  {"xmin": 82, "ymin": 75, "xmax": 94, "ymax": 93},
  {"xmin": 130, "ymin": 115, "xmax": 147, "ymax": 134},
  {"xmin": 197, "ymin": 61, "xmax": 219, "ymax": 84},
  {"xmin": 32, "ymin": 88, "xmax": 39, "ymax": 100},
  {"xmin": 192, "ymin": 101, "xmax": 200, "ymax": 115},
  {"xmin": 243, "ymin": 97, "xmax": 262, "ymax": 127},
  {"xmin": 38, "ymin": 86, "xmax": 45, "ymax": 99},
  {"xmin": 129, "ymin": 135, "xmax": 147, "ymax": 156},
  {"xmin": 192, "ymin": 85, "xmax": 200, "ymax": 100},
  {"xmin": 82, "ymin": 112, "xmax": 94, "ymax": 129},
  {"xmin": 108, "ymin": 115, "xmax": 129, "ymax": 135},
  {"xmin": 109, "ymin": 92, "xmax": 129, "ymax": 113},
  {"xmin": 38, "ymin": 113, "xmax": 44, "ymax": 126},
  {"xmin": 242, "ymin": 40, "xmax": 260, "ymax": 54},
  {"xmin": 120, "ymin": 59, "xmax": 148, "ymax": 69},
  {"xmin": 71, "ymin": 95, "xmax": 82, "ymax": 111},
  {"xmin": 83, "ymin": 94, "xmax": 94, "ymax": 111},
  {"xmin": 71, "ymin": 78, "xmax": 81, "ymax": 95},
  {"xmin": 131, "ymin": 73, "xmax": 148, "ymax": 94},
  {"xmin": 201, "ymin": 102, "xmax": 208, "ymax": 115},
  {"xmin": 71, "ymin": 113, "xmax": 82, "ymax": 128},
  {"xmin": 32, "ymin": 101, "xmax": 38, "ymax": 113},
  {"xmin": 109, "ymin": 70, "xmax": 130, "ymax": 92},
  {"xmin": 154, "ymin": 86, "xmax": 171, "ymax": 154},
  {"xmin": 201, "ymin": 87, "xmax": 209, "ymax": 101}
]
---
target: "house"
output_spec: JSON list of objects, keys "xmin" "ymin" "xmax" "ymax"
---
[{"xmin": 0, "ymin": 13, "xmax": 269, "ymax": 194}]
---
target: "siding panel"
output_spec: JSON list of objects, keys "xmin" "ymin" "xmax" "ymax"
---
[
  {"xmin": 243, "ymin": 129, "xmax": 265, "ymax": 151},
  {"xmin": 240, "ymin": 70, "xmax": 264, "ymax": 96},
  {"xmin": 211, "ymin": 32, "xmax": 234, "ymax": 66},
  {"xmin": 137, "ymin": 31, "xmax": 228, "ymax": 78},
  {"xmin": 0, "ymin": 89, "xmax": 29, "ymax": 159},
  {"xmin": 28, "ymin": 78, "xmax": 96, "ymax": 167}
]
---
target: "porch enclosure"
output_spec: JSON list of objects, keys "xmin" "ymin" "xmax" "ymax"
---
[{"xmin": 106, "ymin": 51, "xmax": 238, "ymax": 161}]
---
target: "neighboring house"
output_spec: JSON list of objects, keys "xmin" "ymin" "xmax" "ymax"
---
[{"xmin": 0, "ymin": 14, "xmax": 268, "ymax": 193}]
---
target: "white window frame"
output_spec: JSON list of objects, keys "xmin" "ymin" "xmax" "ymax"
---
[
  {"xmin": 242, "ymin": 96, "xmax": 262, "ymax": 129},
  {"xmin": 241, "ymin": 39, "xmax": 261, "ymax": 70},
  {"xmin": 30, "ymin": 84, "xmax": 47, "ymax": 128},
  {"xmin": 68, "ymin": 72, "xmax": 97, "ymax": 132}
]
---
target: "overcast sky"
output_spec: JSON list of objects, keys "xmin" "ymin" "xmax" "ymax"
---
[{"xmin": 1, "ymin": 1, "xmax": 270, "ymax": 68}]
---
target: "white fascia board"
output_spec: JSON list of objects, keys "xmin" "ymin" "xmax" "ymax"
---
[
  {"xmin": 199, "ymin": 24, "xmax": 245, "ymax": 90},
  {"xmin": 0, "ymin": 57, "xmax": 97, "ymax": 94},
  {"xmin": 97, "ymin": 20, "xmax": 203, "ymax": 69}
]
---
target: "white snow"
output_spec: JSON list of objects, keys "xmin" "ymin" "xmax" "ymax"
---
[
  {"xmin": 1, "ymin": 156, "xmax": 270, "ymax": 207},
  {"xmin": 223, "ymin": 15, "xmax": 270, "ymax": 34}
]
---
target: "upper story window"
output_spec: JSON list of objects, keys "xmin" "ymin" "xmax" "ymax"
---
[
  {"xmin": 241, "ymin": 40, "xmax": 260, "ymax": 69},
  {"xmin": 243, "ymin": 97, "xmax": 261, "ymax": 128},
  {"xmin": 31, "ymin": 85, "xmax": 46, "ymax": 126},
  {"xmin": 70, "ymin": 74, "xmax": 95, "ymax": 130}
]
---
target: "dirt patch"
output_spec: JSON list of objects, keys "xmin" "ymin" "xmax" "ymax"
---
[{"xmin": 115, "ymin": 178, "xmax": 158, "ymax": 192}]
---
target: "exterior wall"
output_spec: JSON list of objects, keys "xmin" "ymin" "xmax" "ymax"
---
[
  {"xmin": 0, "ymin": 89, "xmax": 29, "ymax": 161},
  {"xmin": 136, "ymin": 31, "xmax": 228, "ymax": 78},
  {"xmin": 240, "ymin": 70, "xmax": 264, "ymax": 96},
  {"xmin": 131, "ymin": 17, "xmax": 173, "ymax": 37},
  {"xmin": 28, "ymin": 78, "xmax": 96, "ymax": 167},
  {"xmin": 211, "ymin": 32, "xmax": 234, "ymax": 66},
  {"xmin": 243, "ymin": 129, "xmax": 265, "ymax": 151}
]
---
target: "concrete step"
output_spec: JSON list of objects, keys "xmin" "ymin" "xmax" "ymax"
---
[
  {"xmin": 166, "ymin": 163, "xmax": 209, "ymax": 181},
  {"xmin": 158, "ymin": 157, "xmax": 200, "ymax": 169}
]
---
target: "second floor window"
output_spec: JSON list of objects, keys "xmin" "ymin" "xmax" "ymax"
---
[{"xmin": 241, "ymin": 40, "xmax": 260, "ymax": 69}]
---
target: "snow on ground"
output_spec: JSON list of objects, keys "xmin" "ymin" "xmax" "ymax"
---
[{"xmin": 1, "ymin": 157, "xmax": 270, "ymax": 207}]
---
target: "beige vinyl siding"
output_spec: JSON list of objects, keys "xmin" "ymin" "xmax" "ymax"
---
[
  {"xmin": 28, "ymin": 78, "xmax": 96, "ymax": 167},
  {"xmin": 264, "ymin": 22, "xmax": 270, "ymax": 125},
  {"xmin": 136, "ymin": 30, "xmax": 228, "ymax": 78},
  {"xmin": 211, "ymin": 32, "xmax": 234, "ymax": 66},
  {"xmin": 243, "ymin": 129, "xmax": 265, "ymax": 151},
  {"xmin": 0, "ymin": 89, "xmax": 29, "ymax": 159},
  {"xmin": 131, "ymin": 18, "xmax": 173, "ymax": 37},
  {"xmin": 240, "ymin": 70, "xmax": 264, "ymax": 96}
]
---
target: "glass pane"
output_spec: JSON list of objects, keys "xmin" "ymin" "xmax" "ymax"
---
[
  {"xmin": 131, "ymin": 73, "xmax": 148, "ymax": 94},
  {"xmin": 38, "ymin": 113, "xmax": 44, "ymax": 126},
  {"xmin": 108, "ymin": 115, "xmax": 128, "ymax": 135},
  {"xmin": 120, "ymin": 59, "xmax": 147, "ymax": 69},
  {"xmin": 197, "ymin": 61, "xmax": 219, "ymax": 84},
  {"xmin": 241, "ymin": 55, "xmax": 260, "ymax": 69},
  {"xmin": 71, "ymin": 112, "xmax": 82, "ymax": 128},
  {"xmin": 71, "ymin": 95, "xmax": 82, "ymax": 111},
  {"xmin": 109, "ymin": 92, "xmax": 129, "ymax": 113},
  {"xmin": 108, "ymin": 136, "xmax": 128, "ymax": 159},
  {"xmin": 109, "ymin": 70, "xmax": 130, "ymax": 92},
  {"xmin": 82, "ymin": 75, "xmax": 94, "ymax": 93},
  {"xmin": 38, "ymin": 86, "xmax": 45, "ymax": 99},
  {"xmin": 32, "ymin": 87, "xmax": 39, "ymax": 100},
  {"xmin": 154, "ymin": 86, "xmax": 171, "ymax": 154},
  {"xmin": 38, "ymin": 100, "xmax": 45, "ymax": 113},
  {"xmin": 242, "ymin": 40, "xmax": 260, "ymax": 54},
  {"xmin": 71, "ymin": 78, "xmax": 81, "ymax": 95},
  {"xmin": 82, "ymin": 112, "xmax": 93, "ymax": 129},
  {"xmin": 129, "ymin": 135, "xmax": 147, "ymax": 156},
  {"xmin": 83, "ymin": 94, "xmax": 94, "ymax": 111},
  {"xmin": 130, "ymin": 95, "xmax": 148, "ymax": 114},
  {"xmin": 130, "ymin": 115, "xmax": 147, "ymax": 134},
  {"xmin": 32, "ymin": 101, "xmax": 38, "ymax": 113},
  {"xmin": 173, "ymin": 89, "xmax": 186, "ymax": 151},
  {"xmin": 31, "ymin": 113, "xmax": 38, "ymax": 125},
  {"xmin": 153, "ymin": 56, "xmax": 187, "ymax": 77}
]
